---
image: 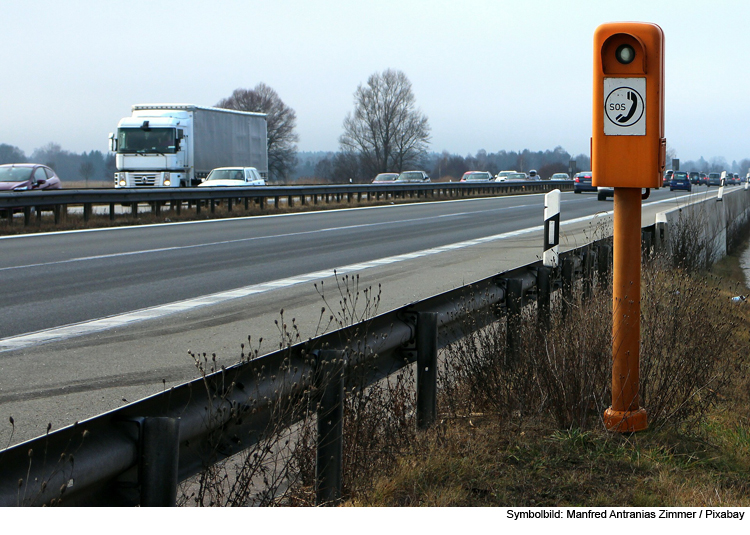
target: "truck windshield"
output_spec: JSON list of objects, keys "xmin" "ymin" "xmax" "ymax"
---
[{"xmin": 118, "ymin": 128, "xmax": 177, "ymax": 154}]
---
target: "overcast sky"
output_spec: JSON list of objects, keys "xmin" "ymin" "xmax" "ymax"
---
[{"xmin": 3, "ymin": 0, "xmax": 749, "ymax": 164}]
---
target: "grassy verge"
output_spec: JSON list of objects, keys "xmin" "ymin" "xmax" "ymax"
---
[
  {"xmin": 178, "ymin": 220, "xmax": 750, "ymax": 507},
  {"xmin": 345, "ymin": 247, "xmax": 750, "ymax": 507}
]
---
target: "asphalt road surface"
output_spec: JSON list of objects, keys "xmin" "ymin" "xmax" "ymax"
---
[{"xmin": 0, "ymin": 186, "xmax": 721, "ymax": 445}]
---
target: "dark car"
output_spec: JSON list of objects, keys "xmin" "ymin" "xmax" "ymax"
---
[
  {"xmin": 689, "ymin": 171, "xmax": 700, "ymax": 185},
  {"xmin": 700, "ymin": 172, "xmax": 708, "ymax": 185},
  {"xmin": 460, "ymin": 171, "xmax": 493, "ymax": 182},
  {"xmin": 669, "ymin": 171, "xmax": 692, "ymax": 192},
  {"xmin": 707, "ymin": 172, "xmax": 722, "ymax": 187},
  {"xmin": 732, "ymin": 173, "xmax": 741, "ymax": 185},
  {"xmin": 0, "ymin": 164, "xmax": 62, "ymax": 192},
  {"xmin": 663, "ymin": 170, "xmax": 673, "ymax": 186},
  {"xmin": 395, "ymin": 170, "xmax": 430, "ymax": 183},
  {"xmin": 573, "ymin": 172, "xmax": 596, "ymax": 193}
]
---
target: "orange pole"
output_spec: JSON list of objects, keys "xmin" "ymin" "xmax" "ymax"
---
[{"xmin": 604, "ymin": 187, "xmax": 648, "ymax": 432}]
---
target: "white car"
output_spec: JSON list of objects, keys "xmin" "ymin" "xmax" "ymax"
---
[
  {"xmin": 550, "ymin": 173, "xmax": 570, "ymax": 181},
  {"xmin": 494, "ymin": 170, "xmax": 517, "ymax": 182},
  {"xmin": 198, "ymin": 167, "xmax": 266, "ymax": 187}
]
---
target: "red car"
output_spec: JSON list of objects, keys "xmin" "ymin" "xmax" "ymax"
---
[{"xmin": 0, "ymin": 163, "xmax": 62, "ymax": 192}]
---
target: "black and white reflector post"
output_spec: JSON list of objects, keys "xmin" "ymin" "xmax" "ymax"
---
[
  {"xmin": 718, "ymin": 171, "xmax": 726, "ymax": 202},
  {"xmin": 543, "ymin": 189, "xmax": 561, "ymax": 267}
]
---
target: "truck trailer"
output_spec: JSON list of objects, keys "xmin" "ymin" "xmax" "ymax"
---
[{"xmin": 109, "ymin": 104, "xmax": 268, "ymax": 187}]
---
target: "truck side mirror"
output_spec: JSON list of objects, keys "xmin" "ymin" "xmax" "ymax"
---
[{"xmin": 108, "ymin": 133, "xmax": 117, "ymax": 152}]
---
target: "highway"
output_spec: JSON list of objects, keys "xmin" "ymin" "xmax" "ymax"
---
[{"xmin": 0, "ymin": 186, "xmax": 721, "ymax": 445}]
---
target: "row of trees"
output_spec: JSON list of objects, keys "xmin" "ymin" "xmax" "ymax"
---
[
  {"xmin": 309, "ymin": 147, "xmax": 591, "ymax": 183},
  {"xmin": 0, "ymin": 143, "xmax": 115, "ymax": 184},
  {"xmin": 678, "ymin": 156, "xmax": 750, "ymax": 175}
]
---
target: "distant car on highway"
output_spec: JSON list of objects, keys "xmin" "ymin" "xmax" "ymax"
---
[
  {"xmin": 663, "ymin": 170, "xmax": 673, "ymax": 186},
  {"xmin": 395, "ymin": 170, "xmax": 430, "ymax": 182},
  {"xmin": 198, "ymin": 167, "xmax": 265, "ymax": 187},
  {"xmin": 494, "ymin": 170, "xmax": 517, "ymax": 182},
  {"xmin": 731, "ymin": 173, "xmax": 741, "ymax": 185},
  {"xmin": 699, "ymin": 172, "xmax": 708, "ymax": 185},
  {"xmin": 505, "ymin": 172, "xmax": 528, "ymax": 181},
  {"xmin": 527, "ymin": 169, "xmax": 541, "ymax": 181},
  {"xmin": 707, "ymin": 172, "xmax": 722, "ymax": 187},
  {"xmin": 689, "ymin": 171, "xmax": 700, "ymax": 185},
  {"xmin": 573, "ymin": 172, "xmax": 596, "ymax": 193},
  {"xmin": 0, "ymin": 163, "xmax": 62, "ymax": 192},
  {"xmin": 597, "ymin": 186, "xmax": 613, "ymax": 201},
  {"xmin": 460, "ymin": 171, "xmax": 494, "ymax": 182},
  {"xmin": 371, "ymin": 172, "xmax": 399, "ymax": 184},
  {"xmin": 670, "ymin": 171, "xmax": 692, "ymax": 192},
  {"xmin": 550, "ymin": 173, "xmax": 569, "ymax": 181}
]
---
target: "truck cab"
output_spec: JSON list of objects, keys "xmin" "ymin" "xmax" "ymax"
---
[{"xmin": 111, "ymin": 109, "xmax": 192, "ymax": 188}]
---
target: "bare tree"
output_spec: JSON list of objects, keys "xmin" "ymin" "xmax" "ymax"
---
[
  {"xmin": 216, "ymin": 84, "xmax": 299, "ymax": 182},
  {"xmin": 340, "ymin": 69, "xmax": 430, "ymax": 178},
  {"xmin": 79, "ymin": 160, "xmax": 95, "ymax": 187}
]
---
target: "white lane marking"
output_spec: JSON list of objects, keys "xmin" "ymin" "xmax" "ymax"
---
[
  {"xmin": 0, "ymin": 210, "xmax": 602, "ymax": 353},
  {"xmin": 0, "ymin": 205, "xmax": 533, "ymax": 272},
  {"xmin": 1, "ymin": 192, "xmax": 707, "ymax": 352}
]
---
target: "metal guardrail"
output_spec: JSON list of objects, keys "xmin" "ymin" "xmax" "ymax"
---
[
  {"xmin": 0, "ymin": 181, "xmax": 573, "ymax": 227},
  {"xmin": 0, "ymin": 218, "xmax": 643, "ymax": 506}
]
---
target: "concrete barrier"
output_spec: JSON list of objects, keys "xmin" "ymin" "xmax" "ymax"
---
[{"xmin": 655, "ymin": 188, "xmax": 750, "ymax": 265}]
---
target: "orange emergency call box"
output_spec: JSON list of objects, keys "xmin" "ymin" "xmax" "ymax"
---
[{"xmin": 592, "ymin": 22, "xmax": 665, "ymax": 189}]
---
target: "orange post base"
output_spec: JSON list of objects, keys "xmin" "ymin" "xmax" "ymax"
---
[{"xmin": 604, "ymin": 407, "xmax": 648, "ymax": 433}]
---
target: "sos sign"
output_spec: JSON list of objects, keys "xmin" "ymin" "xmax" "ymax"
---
[{"xmin": 592, "ymin": 23, "xmax": 665, "ymax": 189}]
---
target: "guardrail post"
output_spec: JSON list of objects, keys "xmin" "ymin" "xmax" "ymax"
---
[
  {"xmin": 315, "ymin": 350, "xmax": 345, "ymax": 506},
  {"xmin": 583, "ymin": 246, "xmax": 594, "ymax": 300},
  {"xmin": 641, "ymin": 228, "xmax": 653, "ymax": 259},
  {"xmin": 274, "ymin": 196, "xmax": 280, "ymax": 209},
  {"xmin": 416, "ymin": 312, "xmax": 438, "ymax": 429},
  {"xmin": 561, "ymin": 255, "xmax": 575, "ymax": 320},
  {"xmin": 227, "ymin": 198, "xmax": 233, "ymax": 212},
  {"xmin": 210, "ymin": 199, "xmax": 216, "ymax": 214},
  {"xmin": 597, "ymin": 244, "xmax": 611, "ymax": 289},
  {"xmin": 537, "ymin": 266, "xmax": 552, "ymax": 329},
  {"xmin": 140, "ymin": 417, "xmax": 180, "ymax": 507},
  {"xmin": 260, "ymin": 196, "xmax": 266, "ymax": 210},
  {"xmin": 154, "ymin": 201, "xmax": 161, "ymax": 217},
  {"xmin": 23, "ymin": 207, "xmax": 31, "ymax": 227},
  {"xmin": 505, "ymin": 278, "xmax": 524, "ymax": 365},
  {"xmin": 109, "ymin": 203, "xmax": 116, "ymax": 220},
  {"xmin": 131, "ymin": 202, "xmax": 138, "ymax": 218},
  {"xmin": 301, "ymin": 194, "xmax": 307, "ymax": 206},
  {"xmin": 83, "ymin": 203, "xmax": 92, "ymax": 222}
]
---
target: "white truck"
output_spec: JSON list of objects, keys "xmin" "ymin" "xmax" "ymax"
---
[{"xmin": 109, "ymin": 104, "xmax": 268, "ymax": 187}]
